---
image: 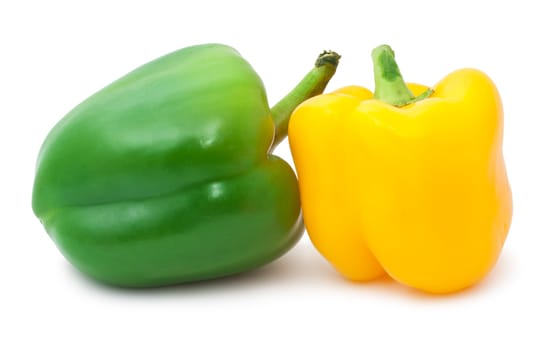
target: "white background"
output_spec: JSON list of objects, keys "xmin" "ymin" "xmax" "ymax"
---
[{"xmin": 2, "ymin": 0, "xmax": 549, "ymax": 349}]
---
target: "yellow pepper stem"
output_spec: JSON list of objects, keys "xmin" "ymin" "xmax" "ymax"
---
[{"xmin": 372, "ymin": 44, "xmax": 433, "ymax": 107}]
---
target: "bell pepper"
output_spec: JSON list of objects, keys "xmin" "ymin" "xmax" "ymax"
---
[
  {"xmin": 288, "ymin": 45, "xmax": 512, "ymax": 293},
  {"xmin": 32, "ymin": 43, "xmax": 340, "ymax": 287}
]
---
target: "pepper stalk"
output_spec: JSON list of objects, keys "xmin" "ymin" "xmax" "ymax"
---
[
  {"xmin": 270, "ymin": 50, "xmax": 340, "ymax": 151},
  {"xmin": 372, "ymin": 44, "xmax": 433, "ymax": 107}
]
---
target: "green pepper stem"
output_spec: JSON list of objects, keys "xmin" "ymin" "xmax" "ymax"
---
[
  {"xmin": 372, "ymin": 44, "xmax": 432, "ymax": 107},
  {"xmin": 270, "ymin": 50, "xmax": 340, "ymax": 151}
]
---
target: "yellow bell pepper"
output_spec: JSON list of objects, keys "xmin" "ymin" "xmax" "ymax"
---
[{"xmin": 288, "ymin": 45, "xmax": 513, "ymax": 294}]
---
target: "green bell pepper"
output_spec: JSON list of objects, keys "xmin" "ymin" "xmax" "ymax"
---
[{"xmin": 32, "ymin": 43, "xmax": 339, "ymax": 287}]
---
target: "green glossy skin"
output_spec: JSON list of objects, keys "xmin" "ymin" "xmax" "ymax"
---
[{"xmin": 32, "ymin": 44, "xmax": 304, "ymax": 287}]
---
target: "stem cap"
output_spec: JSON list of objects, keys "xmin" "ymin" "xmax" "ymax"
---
[{"xmin": 372, "ymin": 44, "xmax": 433, "ymax": 107}]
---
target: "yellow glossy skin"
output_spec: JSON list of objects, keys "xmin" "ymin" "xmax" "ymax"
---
[{"xmin": 288, "ymin": 68, "xmax": 513, "ymax": 293}]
